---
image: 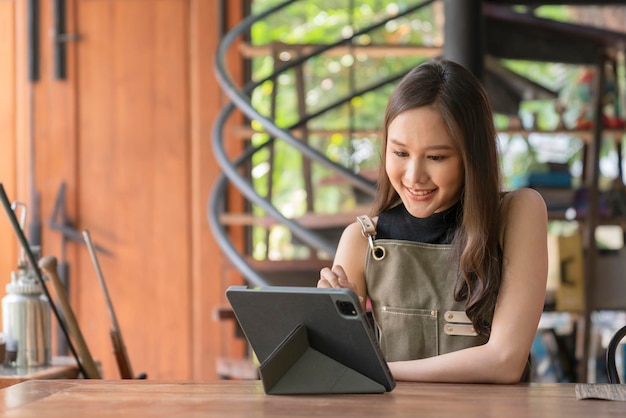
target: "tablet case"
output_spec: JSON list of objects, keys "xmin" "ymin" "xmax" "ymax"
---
[{"xmin": 226, "ymin": 286, "xmax": 395, "ymax": 395}]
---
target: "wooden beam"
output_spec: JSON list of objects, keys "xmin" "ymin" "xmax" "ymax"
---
[
  {"xmin": 484, "ymin": 4, "xmax": 626, "ymax": 64},
  {"xmin": 485, "ymin": 19, "xmax": 601, "ymax": 64},
  {"xmin": 218, "ymin": 208, "xmax": 368, "ymax": 230},
  {"xmin": 487, "ymin": 1, "xmax": 626, "ymax": 5},
  {"xmin": 238, "ymin": 42, "xmax": 442, "ymax": 59}
]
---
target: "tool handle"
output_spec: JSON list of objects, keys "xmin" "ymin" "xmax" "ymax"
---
[
  {"xmin": 38, "ymin": 255, "xmax": 101, "ymax": 379},
  {"xmin": 83, "ymin": 229, "xmax": 138, "ymax": 379},
  {"xmin": 82, "ymin": 230, "xmax": 121, "ymax": 330},
  {"xmin": 109, "ymin": 329, "xmax": 134, "ymax": 379}
]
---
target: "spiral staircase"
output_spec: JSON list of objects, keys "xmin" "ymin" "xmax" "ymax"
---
[{"xmin": 210, "ymin": 0, "xmax": 437, "ymax": 290}]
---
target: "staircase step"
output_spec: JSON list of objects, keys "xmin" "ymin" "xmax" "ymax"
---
[
  {"xmin": 246, "ymin": 258, "xmax": 330, "ymax": 287},
  {"xmin": 219, "ymin": 207, "xmax": 369, "ymax": 229},
  {"xmin": 230, "ymin": 125, "xmax": 382, "ymax": 140},
  {"xmin": 216, "ymin": 357, "xmax": 258, "ymax": 380},
  {"xmin": 214, "ymin": 259, "xmax": 334, "ymax": 323},
  {"xmin": 214, "ymin": 305, "xmax": 237, "ymax": 321},
  {"xmin": 239, "ymin": 42, "xmax": 442, "ymax": 59},
  {"xmin": 247, "ymin": 257, "xmax": 330, "ymax": 272}
]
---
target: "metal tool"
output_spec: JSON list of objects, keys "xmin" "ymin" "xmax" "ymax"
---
[
  {"xmin": 83, "ymin": 230, "xmax": 138, "ymax": 379},
  {"xmin": 0, "ymin": 183, "xmax": 87, "ymax": 377},
  {"xmin": 38, "ymin": 255, "xmax": 101, "ymax": 379}
]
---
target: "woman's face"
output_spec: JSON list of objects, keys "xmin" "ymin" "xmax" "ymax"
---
[{"xmin": 385, "ymin": 106, "xmax": 464, "ymax": 218}]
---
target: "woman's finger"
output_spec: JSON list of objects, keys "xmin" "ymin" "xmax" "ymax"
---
[
  {"xmin": 318, "ymin": 267, "xmax": 337, "ymax": 288},
  {"xmin": 332, "ymin": 264, "xmax": 356, "ymax": 290},
  {"xmin": 317, "ymin": 278, "xmax": 332, "ymax": 288},
  {"xmin": 331, "ymin": 264, "xmax": 347, "ymax": 280}
]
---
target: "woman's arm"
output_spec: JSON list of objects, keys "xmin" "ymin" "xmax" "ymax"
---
[
  {"xmin": 318, "ymin": 221, "xmax": 369, "ymax": 309},
  {"xmin": 389, "ymin": 188, "xmax": 548, "ymax": 383}
]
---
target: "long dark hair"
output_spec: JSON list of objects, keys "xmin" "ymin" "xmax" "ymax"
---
[{"xmin": 371, "ymin": 58, "xmax": 502, "ymax": 337}]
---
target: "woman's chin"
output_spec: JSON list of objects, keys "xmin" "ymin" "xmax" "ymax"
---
[{"xmin": 402, "ymin": 201, "xmax": 435, "ymax": 219}]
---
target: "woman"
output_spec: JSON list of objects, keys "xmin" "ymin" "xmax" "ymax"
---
[{"xmin": 318, "ymin": 58, "xmax": 548, "ymax": 383}]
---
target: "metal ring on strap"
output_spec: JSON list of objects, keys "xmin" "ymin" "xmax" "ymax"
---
[
  {"xmin": 368, "ymin": 235, "xmax": 386, "ymax": 260},
  {"xmin": 357, "ymin": 215, "xmax": 386, "ymax": 260}
]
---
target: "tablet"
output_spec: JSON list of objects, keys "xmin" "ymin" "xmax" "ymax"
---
[{"xmin": 226, "ymin": 285, "xmax": 395, "ymax": 395}]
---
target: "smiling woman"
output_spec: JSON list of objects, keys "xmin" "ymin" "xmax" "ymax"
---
[{"xmin": 318, "ymin": 58, "xmax": 548, "ymax": 384}]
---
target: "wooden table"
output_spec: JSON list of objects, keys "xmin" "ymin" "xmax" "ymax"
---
[{"xmin": 0, "ymin": 380, "xmax": 624, "ymax": 417}]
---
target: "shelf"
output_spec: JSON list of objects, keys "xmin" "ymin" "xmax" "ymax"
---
[
  {"xmin": 238, "ymin": 42, "xmax": 442, "ymax": 59},
  {"xmin": 498, "ymin": 128, "xmax": 626, "ymax": 143},
  {"xmin": 219, "ymin": 206, "xmax": 370, "ymax": 229}
]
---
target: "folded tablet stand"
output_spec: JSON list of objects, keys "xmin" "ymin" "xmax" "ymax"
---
[{"xmin": 259, "ymin": 324, "xmax": 386, "ymax": 395}]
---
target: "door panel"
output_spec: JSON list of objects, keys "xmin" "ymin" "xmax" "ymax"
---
[
  {"xmin": 0, "ymin": 1, "xmax": 18, "ymax": 276},
  {"xmin": 76, "ymin": 0, "xmax": 191, "ymax": 379}
]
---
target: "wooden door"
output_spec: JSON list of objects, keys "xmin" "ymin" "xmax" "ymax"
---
[
  {"xmin": 72, "ymin": 0, "xmax": 193, "ymax": 380},
  {"xmin": 0, "ymin": 0, "xmax": 246, "ymax": 380}
]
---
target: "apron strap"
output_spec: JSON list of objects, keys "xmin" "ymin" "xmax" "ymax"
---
[
  {"xmin": 356, "ymin": 215, "xmax": 386, "ymax": 260},
  {"xmin": 356, "ymin": 215, "xmax": 376, "ymax": 238}
]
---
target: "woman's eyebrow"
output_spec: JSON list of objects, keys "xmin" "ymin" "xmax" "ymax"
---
[
  {"xmin": 388, "ymin": 138, "xmax": 453, "ymax": 151},
  {"xmin": 388, "ymin": 138, "xmax": 405, "ymax": 146},
  {"xmin": 425, "ymin": 144, "xmax": 454, "ymax": 151}
]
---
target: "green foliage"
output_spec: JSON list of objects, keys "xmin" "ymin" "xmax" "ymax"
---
[
  {"xmin": 242, "ymin": 1, "xmax": 625, "ymax": 260},
  {"xmin": 533, "ymin": 5, "xmax": 572, "ymax": 21}
]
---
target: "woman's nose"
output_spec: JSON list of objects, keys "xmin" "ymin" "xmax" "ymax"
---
[{"xmin": 404, "ymin": 159, "xmax": 428, "ymax": 184}]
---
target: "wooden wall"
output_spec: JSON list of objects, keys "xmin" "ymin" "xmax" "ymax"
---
[
  {"xmin": 0, "ymin": 0, "xmax": 20, "ymax": 279},
  {"xmin": 0, "ymin": 0, "xmax": 245, "ymax": 380}
]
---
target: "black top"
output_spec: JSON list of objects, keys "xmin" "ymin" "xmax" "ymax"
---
[{"xmin": 376, "ymin": 201, "xmax": 462, "ymax": 244}]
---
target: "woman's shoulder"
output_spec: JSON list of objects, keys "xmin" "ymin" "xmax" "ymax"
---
[
  {"xmin": 501, "ymin": 188, "xmax": 547, "ymax": 216},
  {"xmin": 498, "ymin": 189, "xmax": 549, "ymax": 284},
  {"xmin": 334, "ymin": 215, "xmax": 379, "ymax": 263},
  {"xmin": 344, "ymin": 214, "xmax": 380, "ymax": 237},
  {"xmin": 499, "ymin": 188, "xmax": 548, "ymax": 239}
]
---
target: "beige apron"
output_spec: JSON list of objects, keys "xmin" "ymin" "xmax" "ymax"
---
[
  {"xmin": 361, "ymin": 229, "xmax": 488, "ymax": 361},
  {"xmin": 358, "ymin": 214, "xmax": 531, "ymax": 382}
]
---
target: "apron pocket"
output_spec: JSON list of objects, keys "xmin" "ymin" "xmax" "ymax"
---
[{"xmin": 378, "ymin": 306, "xmax": 438, "ymax": 361}]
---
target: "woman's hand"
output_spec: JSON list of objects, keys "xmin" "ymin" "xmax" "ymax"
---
[
  {"xmin": 318, "ymin": 265, "xmax": 357, "ymax": 293},
  {"xmin": 318, "ymin": 221, "xmax": 369, "ymax": 309},
  {"xmin": 318, "ymin": 265, "xmax": 364, "ymax": 305}
]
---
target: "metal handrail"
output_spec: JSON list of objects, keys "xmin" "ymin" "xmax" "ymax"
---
[
  {"xmin": 210, "ymin": 0, "xmax": 435, "ymax": 285},
  {"xmin": 606, "ymin": 325, "xmax": 626, "ymax": 384}
]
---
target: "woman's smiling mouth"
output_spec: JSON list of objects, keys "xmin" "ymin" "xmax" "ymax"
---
[{"xmin": 405, "ymin": 187, "xmax": 436, "ymax": 198}]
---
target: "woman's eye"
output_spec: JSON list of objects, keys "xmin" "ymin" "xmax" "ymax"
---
[
  {"xmin": 392, "ymin": 150, "xmax": 409, "ymax": 157},
  {"xmin": 428, "ymin": 155, "xmax": 445, "ymax": 161}
]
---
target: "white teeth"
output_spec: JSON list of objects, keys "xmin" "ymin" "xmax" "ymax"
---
[{"xmin": 408, "ymin": 189, "xmax": 432, "ymax": 196}]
